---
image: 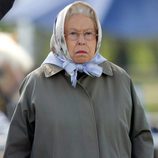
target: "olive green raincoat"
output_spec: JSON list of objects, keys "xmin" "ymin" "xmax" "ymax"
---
[
  {"xmin": 4, "ymin": 1, "xmax": 154, "ymax": 158},
  {"xmin": 4, "ymin": 61, "xmax": 154, "ymax": 158}
]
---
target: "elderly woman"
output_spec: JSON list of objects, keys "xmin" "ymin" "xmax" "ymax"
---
[{"xmin": 4, "ymin": 1, "xmax": 154, "ymax": 158}]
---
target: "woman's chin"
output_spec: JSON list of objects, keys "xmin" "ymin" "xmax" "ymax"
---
[{"xmin": 73, "ymin": 55, "xmax": 91, "ymax": 64}]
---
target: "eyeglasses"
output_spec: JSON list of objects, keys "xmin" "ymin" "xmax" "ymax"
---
[{"xmin": 65, "ymin": 30, "xmax": 98, "ymax": 41}]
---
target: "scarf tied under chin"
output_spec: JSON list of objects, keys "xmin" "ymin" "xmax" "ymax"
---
[{"xmin": 43, "ymin": 52, "xmax": 106, "ymax": 87}]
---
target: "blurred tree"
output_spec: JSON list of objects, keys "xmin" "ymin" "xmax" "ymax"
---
[{"xmin": 150, "ymin": 41, "xmax": 158, "ymax": 74}]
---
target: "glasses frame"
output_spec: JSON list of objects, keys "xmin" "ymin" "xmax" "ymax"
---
[{"xmin": 64, "ymin": 30, "xmax": 98, "ymax": 41}]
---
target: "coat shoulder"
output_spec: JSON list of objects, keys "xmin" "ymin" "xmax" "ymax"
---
[
  {"xmin": 19, "ymin": 66, "xmax": 44, "ymax": 93},
  {"xmin": 101, "ymin": 61, "xmax": 132, "ymax": 87},
  {"xmin": 23, "ymin": 65, "xmax": 46, "ymax": 85},
  {"xmin": 105, "ymin": 61, "xmax": 131, "ymax": 79}
]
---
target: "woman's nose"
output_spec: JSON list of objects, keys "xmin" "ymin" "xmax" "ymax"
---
[{"xmin": 77, "ymin": 34, "xmax": 86, "ymax": 45}]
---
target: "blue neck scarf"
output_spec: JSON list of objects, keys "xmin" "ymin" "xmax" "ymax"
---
[{"xmin": 43, "ymin": 52, "xmax": 106, "ymax": 87}]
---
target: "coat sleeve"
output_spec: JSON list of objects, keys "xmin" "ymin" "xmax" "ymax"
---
[
  {"xmin": 3, "ymin": 75, "xmax": 35, "ymax": 158},
  {"xmin": 129, "ymin": 80, "xmax": 154, "ymax": 158}
]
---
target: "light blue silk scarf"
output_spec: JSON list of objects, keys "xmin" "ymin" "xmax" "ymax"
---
[{"xmin": 43, "ymin": 52, "xmax": 106, "ymax": 87}]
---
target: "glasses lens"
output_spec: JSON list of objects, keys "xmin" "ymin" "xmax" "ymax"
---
[
  {"xmin": 84, "ymin": 31, "xmax": 96, "ymax": 40},
  {"xmin": 68, "ymin": 32, "xmax": 78, "ymax": 40},
  {"xmin": 66, "ymin": 30, "xmax": 97, "ymax": 41}
]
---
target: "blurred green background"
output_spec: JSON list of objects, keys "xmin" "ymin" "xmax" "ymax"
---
[
  {"xmin": 0, "ymin": 20, "xmax": 158, "ymax": 114},
  {"xmin": 1, "ymin": 22, "xmax": 158, "ymax": 112}
]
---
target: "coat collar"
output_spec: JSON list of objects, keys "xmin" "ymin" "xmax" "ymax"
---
[
  {"xmin": 42, "ymin": 61, "xmax": 113, "ymax": 78},
  {"xmin": 100, "ymin": 61, "xmax": 113, "ymax": 76},
  {"xmin": 42, "ymin": 64, "xmax": 63, "ymax": 77}
]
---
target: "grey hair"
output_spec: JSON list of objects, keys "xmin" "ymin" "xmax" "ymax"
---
[{"xmin": 65, "ymin": 2, "xmax": 97, "ymax": 29}]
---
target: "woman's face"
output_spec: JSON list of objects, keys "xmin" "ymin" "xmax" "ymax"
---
[{"xmin": 64, "ymin": 14, "xmax": 97, "ymax": 64}]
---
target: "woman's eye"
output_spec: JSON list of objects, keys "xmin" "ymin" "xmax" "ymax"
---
[
  {"xmin": 85, "ymin": 32, "xmax": 93, "ymax": 36},
  {"xmin": 69, "ymin": 32, "xmax": 77, "ymax": 35}
]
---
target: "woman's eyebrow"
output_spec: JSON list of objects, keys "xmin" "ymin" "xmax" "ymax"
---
[{"xmin": 66, "ymin": 28, "xmax": 96, "ymax": 31}]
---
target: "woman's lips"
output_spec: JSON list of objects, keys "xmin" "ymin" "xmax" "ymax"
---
[{"xmin": 76, "ymin": 50, "xmax": 88, "ymax": 54}]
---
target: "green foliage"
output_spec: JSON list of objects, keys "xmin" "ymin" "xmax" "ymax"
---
[
  {"xmin": 145, "ymin": 104, "xmax": 158, "ymax": 112},
  {"xmin": 1, "ymin": 24, "xmax": 158, "ymax": 112},
  {"xmin": 100, "ymin": 35, "xmax": 158, "ymax": 112}
]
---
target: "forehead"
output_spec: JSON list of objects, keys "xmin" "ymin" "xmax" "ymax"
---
[{"xmin": 64, "ymin": 14, "xmax": 95, "ymax": 30}]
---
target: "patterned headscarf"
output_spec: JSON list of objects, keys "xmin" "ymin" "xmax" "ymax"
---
[
  {"xmin": 50, "ymin": 1, "xmax": 102, "ymax": 59},
  {"xmin": 43, "ymin": 1, "xmax": 106, "ymax": 87}
]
